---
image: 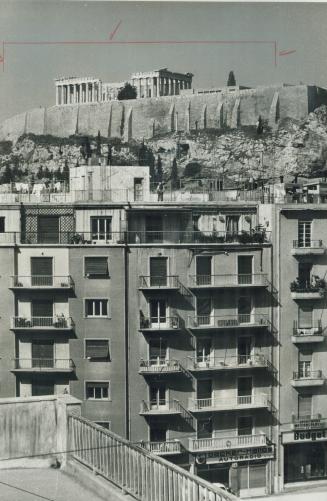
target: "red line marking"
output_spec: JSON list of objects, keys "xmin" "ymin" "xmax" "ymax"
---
[
  {"xmin": 279, "ymin": 49, "xmax": 296, "ymax": 56},
  {"xmin": 109, "ymin": 20, "xmax": 122, "ymax": 41}
]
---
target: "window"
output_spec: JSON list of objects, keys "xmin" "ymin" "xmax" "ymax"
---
[
  {"xmin": 299, "ymin": 350, "xmax": 312, "ymax": 377},
  {"xmin": 149, "ymin": 385, "xmax": 166, "ymax": 408},
  {"xmin": 298, "ymin": 395, "xmax": 312, "ymax": 418},
  {"xmin": 298, "ymin": 305, "xmax": 313, "ymax": 329},
  {"xmin": 84, "ymin": 257, "xmax": 109, "ymax": 278},
  {"xmin": 85, "ymin": 339, "xmax": 110, "ymax": 360},
  {"xmin": 196, "ymin": 256, "xmax": 212, "ymax": 285},
  {"xmin": 238, "ymin": 256, "xmax": 253, "ymax": 284},
  {"xmin": 149, "ymin": 299, "xmax": 166, "ymax": 325},
  {"xmin": 298, "ymin": 262, "xmax": 312, "ymax": 287},
  {"xmin": 32, "ymin": 341, "xmax": 54, "ymax": 368},
  {"xmin": 86, "ymin": 382, "xmax": 110, "ymax": 400},
  {"xmin": 226, "ymin": 215, "xmax": 239, "ymax": 235},
  {"xmin": 0, "ymin": 217, "xmax": 5, "ymax": 233},
  {"xmin": 31, "ymin": 300, "xmax": 53, "ymax": 326},
  {"xmin": 150, "ymin": 428, "xmax": 167, "ymax": 442},
  {"xmin": 149, "ymin": 339, "xmax": 167, "ymax": 364},
  {"xmin": 94, "ymin": 421, "xmax": 111, "ymax": 430},
  {"xmin": 31, "ymin": 257, "xmax": 53, "ymax": 286},
  {"xmin": 238, "ymin": 377, "xmax": 252, "ymax": 403},
  {"xmin": 149, "ymin": 257, "xmax": 167, "ymax": 286},
  {"xmin": 238, "ymin": 416, "xmax": 253, "ymax": 436},
  {"xmin": 196, "ymin": 339, "xmax": 211, "ymax": 364},
  {"xmin": 146, "ymin": 215, "xmax": 163, "ymax": 243},
  {"xmin": 38, "ymin": 216, "xmax": 60, "ymax": 244},
  {"xmin": 91, "ymin": 217, "xmax": 112, "ymax": 241},
  {"xmin": 134, "ymin": 178, "xmax": 144, "ymax": 201},
  {"xmin": 85, "ymin": 299, "xmax": 108, "ymax": 318},
  {"xmin": 197, "ymin": 419, "xmax": 212, "ymax": 439},
  {"xmin": 298, "ymin": 221, "xmax": 312, "ymax": 248},
  {"xmin": 32, "ymin": 381, "xmax": 54, "ymax": 396},
  {"xmin": 238, "ymin": 336, "xmax": 253, "ymax": 364}
]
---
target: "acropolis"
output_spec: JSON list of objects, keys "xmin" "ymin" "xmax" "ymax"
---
[{"xmin": 55, "ymin": 68, "xmax": 193, "ymax": 105}]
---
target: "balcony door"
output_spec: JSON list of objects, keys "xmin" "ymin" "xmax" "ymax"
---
[
  {"xmin": 238, "ymin": 296, "xmax": 252, "ymax": 324},
  {"xmin": 299, "ymin": 350, "xmax": 312, "ymax": 377},
  {"xmin": 149, "ymin": 339, "xmax": 167, "ymax": 366},
  {"xmin": 149, "ymin": 299, "xmax": 167, "ymax": 328},
  {"xmin": 238, "ymin": 377, "xmax": 252, "ymax": 404},
  {"xmin": 238, "ymin": 416, "xmax": 253, "ymax": 436},
  {"xmin": 196, "ymin": 256, "xmax": 212, "ymax": 286},
  {"xmin": 38, "ymin": 216, "xmax": 59, "ymax": 244},
  {"xmin": 298, "ymin": 395, "xmax": 312, "ymax": 419},
  {"xmin": 298, "ymin": 221, "xmax": 312, "ymax": 248},
  {"xmin": 150, "ymin": 385, "xmax": 166, "ymax": 409},
  {"xmin": 32, "ymin": 341, "xmax": 54, "ymax": 368},
  {"xmin": 150, "ymin": 257, "xmax": 168, "ymax": 287},
  {"xmin": 298, "ymin": 305, "xmax": 313, "ymax": 329},
  {"xmin": 197, "ymin": 379, "xmax": 212, "ymax": 402},
  {"xmin": 146, "ymin": 215, "xmax": 163, "ymax": 243},
  {"xmin": 196, "ymin": 297, "xmax": 212, "ymax": 325},
  {"xmin": 134, "ymin": 178, "xmax": 144, "ymax": 201},
  {"xmin": 31, "ymin": 300, "xmax": 53, "ymax": 327},
  {"xmin": 31, "ymin": 257, "xmax": 53, "ymax": 286},
  {"xmin": 298, "ymin": 262, "xmax": 312, "ymax": 288},
  {"xmin": 238, "ymin": 256, "xmax": 253, "ymax": 285},
  {"xmin": 238, "ymin": 336, "xmax": 253, "ymax": 364},
  {"xmin": 197, "ymin": 418, "xmax": 212, "ymax": 439},
  {"xmin": 150, "ymin": 428, "xmax": 166, "ymax": 443},
  {"xmin": 196, "ymin": 338, "xmax": 212, "ymax": 366}
]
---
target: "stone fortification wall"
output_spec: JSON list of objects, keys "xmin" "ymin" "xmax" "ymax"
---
[{"xmin": 1, "ymin": 84, "xmax": 326, "ymax": 142}]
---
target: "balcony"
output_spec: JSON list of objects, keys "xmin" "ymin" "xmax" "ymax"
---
[
  {"xmin": 139, "ymin": 275, "xmax": 180, "ymax": 290},
  {"xmin": 138, "ymin": 440, "xmax": 183, "ymax": 456},
  {"xmin": 139, "ymin": 316, "xmax": 180, "ymax": 332},
  {"xmin": 290, "ymin": 277, "xmax": 326, "ymax": 300},
  {"xmin": 292, "ymin": 240, "xmax": 325, "ymax": 256},
  {"xmin": 291, "ymin": 414, "xmax": 325, "ymax": 431},
  {"xmin": 12, "ymin": 358, "xmax": 75, "ymax": 372},
  {"xmin": 188, "ymin": 354, "xmax": 273, "ymax": 372},
  {"xmin": 19, "ymin": 231, "xmax": 125, "ymax": 245},
  {"xmin": 11, "ymin": 316, "xmax": 74, "ymax": 331},
  {"xmin": 187, "ymin": 314, "xmax": 269, "ymax": 331},
  {"xmin": 188, "ymin": 274, "xmax": 269, "ymax": 289},
  {"xmin": 292, "ymin": 320, "xmax": 324, "ymax": 343},
  {"xmin": 11, "ymin": 275, "xmax": 74, "ymax": 290},
  {"xmin": 139, "ymin": 359, "xmax": 182, "ymax": 374},
  {"xmin": 291, "ymin": 370, "xmax": 325, "ymax": 387},
  {"xmin": 189, "ymin": 433, "xmax": 268, "ymax": 453},
  {"xmin": 127, "ymin": 230, "xmax": 270, "ymax": 245},
  {"xmin": 188, "ymin": 394, "xmax": 270, "ymax": 413},
  {"xmin": 140, "ymin": 399, "xmax": 182, "ymax": 416}
]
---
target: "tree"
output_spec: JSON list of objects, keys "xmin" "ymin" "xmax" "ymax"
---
[
  {"xmin": 37, "ymin": 166, "xmax": 44, "ymax": 179},
  {"xmin": 96, "ymin": 130, "xmax": 101, "ymax": 156},
  {"xmin": 156, "ymin": 155, "xmax": 163, "ymax": 183},
  {"xmin": 62, "ymin": 160, "xmax": 69, "ymax": 184},
  {"xmin": 107, "ymin": 145, "xmax": 112, "ymax": 166},
  {"xmin": 81, "ymin": 136, "xmax": 92, "ymax": 160},
  {"xmin": 171, "ymin": 157, "xmax": 179, "ymax": 189},
  {"xmin": 117, "ymin": 82, "xmax": 137, "ymax": 101},
  {"xmin": 227, "ymin": 71, "xmax": 236, "ymax": 87},
  {"xmin": 1, "ymin": 164, "xmax": 12, "ymax": 184},
  {"xmin": 184, "ymin": 162, "xmax": 201, "ymax": 178}
]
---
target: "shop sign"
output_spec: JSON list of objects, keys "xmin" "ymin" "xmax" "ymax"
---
[
  {"xmin": 294, "ymin": 430, "xmax": 326, "ymax": 441},
  {"xmin": 195, "ymin": 446, "xmax": 274, "ymax": 465},
  {"xmin": 282, "ymin": 429, "xmax": 327, "ymax": 444}
]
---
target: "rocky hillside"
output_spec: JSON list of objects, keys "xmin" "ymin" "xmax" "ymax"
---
[{"xmin": 1, "ymin": 106, "xmax": 327, "ymax": 184}]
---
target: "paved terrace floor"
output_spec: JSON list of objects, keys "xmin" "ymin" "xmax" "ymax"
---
[{"xmin": 0, "ymin": 468, "xmax": 124, "ymax": 501}]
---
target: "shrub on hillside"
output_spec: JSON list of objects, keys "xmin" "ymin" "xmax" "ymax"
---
[{"xmin": 184, "ymin": 162, "xmax": 202, "ymax": 178}]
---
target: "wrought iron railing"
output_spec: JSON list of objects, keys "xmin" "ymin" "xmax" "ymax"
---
[
  {"xmin": 139, "ymin": 316, "xmax": 180, "ymax": 330},
  {"xmin": 11, "ymin": 275, "xmax": 74, "ymax": 288},
  {"xmin": 11, "ymin": 316, "xmax": 74, "ymax": 329},
  {"xmin": 13, "ymin": 358, "xmax": 75, "ymax": 370},
  {"xmin": 188, "ymin": 354, "xmax": 272, "ymax": 370},
  {"xmin": 189, "ymin": 273, "xmax": 268, "ymax": 287},
  {"xmin": 293, "ymin": 240, "xmax": 323, "ymax": 249},
  {"xmin": 139, "ymin": 275, "xmax": 180, "ymax": 288},
  {"xmin": 292, "ymin": 370, "xmax": 324, "ymax": 380}
]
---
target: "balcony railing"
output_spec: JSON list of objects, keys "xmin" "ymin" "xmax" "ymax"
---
[
  {"xmin": 187, "ymin": 314, "xmax": 269, "ymax": 329},
  {"xmin": 293, "ymin": 240, "xmax": 324, "ymax": 249},
  {"xmin": 292, "ymin": 320, "xmax": 323, "ymax": 340},
  {"xmin": 290, "ymin": 277, "xmax": 326, "ymax": 297},
  {"xmin": 189, "ymin": 433, "xmax": 268, "ymax": 452},
  {"xmin": 19, "ymin": 231, "xmax": 125, "ymax": 245},
  {"xmin": 140, "ymin": 399, "xmax": 182, "ymax": 414},
  {"xmin": 188, "ymin": 354, "xmax": 272, "ymax": 371},
  {"xmin": 139, "ymin": 316, "xmax": 180, "ymax": 330},
  {"xmin": 189, "ymin": 273, "xmax": 268, "ymax": 288},
  {"xmin": 189, "ymin": 394, "xmax": 270, "ymax": 412},
  {"xmin": 11, "ymin": 275, "xmax": 74, "ymax": 289},
  {"xmin": 139, "ymin": 359, "xmax": 182, "ymax": 373},
  {"xmin": 127, "ymin": 230, "xmax": 270, "ymax": 245},
  {"xmin": 292, "ymin": 370, "xmax": 324, "ymax": 380},
  {"xmin": 138, "ymin": 440, "xmax": 182, "ymax": 455},
  {"xmin": 13, "ymin": 358, "xmax": 75, "ymax": 370},
  {"xmin": 139, "ymin": 275, "xmax": 180, "ymax": 289},
  {"xmin": 292, "ymin": 414, "xmax": 324, "ymax": 430},
  {"xmin": 11, "ymin": 316, "xmax": 74, "ymax": 330}
]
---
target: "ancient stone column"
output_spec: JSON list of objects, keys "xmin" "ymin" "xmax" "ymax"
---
[
  {"xmin": 168, "ymin": 79, "xmax": 172, "ymax": 95},
  {"xmin": 56, "ymin": 86, "xmax": 59, "ymax": 105},
  {"xmin": 86, "ymin": 83, "xmax": 89, "ymax": 103},
  {"xmin": 151, "ymin": 78, "xmax": 154, "ymax": 98},
  {"xmin": 138, "ymin": 79, "xmax": 141, "ymax": 98},
  {"xmin": 73, "ymin": 85, "xmax": 76, "ymax": 104},
  {"xmin": 91, "ymin": 82, "xmax": 95, "ymax": 102}
]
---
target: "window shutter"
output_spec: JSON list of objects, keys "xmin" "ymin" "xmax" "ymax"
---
[
  {"xmin": 31, "ymin": 300, "xmax": 53, "ymax": 317},
  {"xmin": 31, "ymin": 257, "xmax": 53, "ymax": 276},
  {"xmin": 86, "ymin": 340, "xmax": 110, "ymax": 359},
  {"xmin": 85, "ymin": 257, "xmax": 108, "ymax": 277},
  {"xmin": 298, "ymin": 306, "xmax": 313, "ymax": 328},
  {"xmin": 299, "ymin": 350, "xmax": 312, "ymax": 362},
  {"xmin": 298, "ymin": 395, "xmax": 312, "ymax": 417},
  {"xmin": 38, "ymin": 217, "xmax": 59, "ymax": 243},
  {"xmin": 249, "ymin": 463, "xmax": 266, "ymax": 488}
]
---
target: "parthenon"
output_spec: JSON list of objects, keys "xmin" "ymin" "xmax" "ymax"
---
[{"xmin": 55, "ymin": 68, "xmax": 193, "ymax": 105}]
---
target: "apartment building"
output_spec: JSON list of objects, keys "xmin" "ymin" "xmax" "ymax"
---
[{"xmin": 0, "ymin": 164, "xmax": 326, "ymax": 497}]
